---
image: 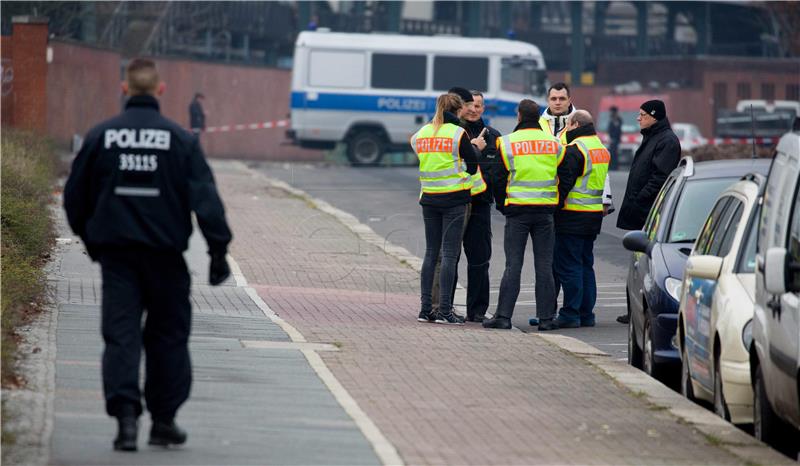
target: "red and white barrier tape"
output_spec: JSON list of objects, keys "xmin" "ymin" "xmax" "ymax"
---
[
  {"xmin": 203, "ymin": 119, "xmax": 289, "ymax": 134},
  {"xmin": 601, "ymin": 134, "xmax": 777, "ymax": 145}
]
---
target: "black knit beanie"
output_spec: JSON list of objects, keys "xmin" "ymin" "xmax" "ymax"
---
[{"xmin": 640, "ymin": 100, "xmax": 666, "ymax": 121}]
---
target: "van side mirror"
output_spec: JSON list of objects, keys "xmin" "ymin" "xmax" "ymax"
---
[
  {"xmin": 686, "ymin": 255, "xmax": 723, "ymax": 280},
  {"xmin": 764, "ymin": 247, "xmax": 788, "ymax": 295},
  {"xmin": 623, "ymin": 231, "xmax": 653, "ymax": 257}
]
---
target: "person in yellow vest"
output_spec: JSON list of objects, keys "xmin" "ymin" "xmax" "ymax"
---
[
  {"xmin": 484, "ymin": 99, "xmax": 564, "ymax": 331},
  {"xmin": 539, "ymin": 82, "xmax": 577, "ymax": 145},
  {"xmin": 552, "ymin": 110, "xmax": 610, "ymax": 328},
  {"xmin": 411, "ymin": 93, "xmax": 483, "ymax": 325}
]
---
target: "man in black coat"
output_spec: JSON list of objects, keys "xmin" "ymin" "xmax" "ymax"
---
[
  {"xmin": 615, "ymin": 99, "xmax": 680, "ymax": 323},
  {"xmin": 64, "ymin": 59, "xmax": 232, "ymax": 451},
  {"xmin": 616, "ymin": 100, "xmax": 680, "ymax": 231},
  {"xmin": 189, "ymin": 92, "xmax": 206, "ymax": 135}
]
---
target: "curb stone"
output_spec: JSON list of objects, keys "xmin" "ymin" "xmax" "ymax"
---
[{"xmin": 234, "ymin": 160, "xmax": 793, "ymax": 465}]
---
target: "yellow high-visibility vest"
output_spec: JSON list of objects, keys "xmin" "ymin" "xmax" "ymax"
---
[
  {"xmin": 471, "ymin": 166, "xmax": 487, "ymax": 196},
  {"xmin": 539, "ymin": 116, "xmax": 569, "ymax": 145},
  {"xmin": 563, "ymin": 135, "xmax": 610, "ymax": 212},
  {"xmin": 411, "ymin": 123, "xmax": 472, "ymax": 196},
  {"xmin": 498, "ymin": 129, "xmax": 562, "ymax": 206}
]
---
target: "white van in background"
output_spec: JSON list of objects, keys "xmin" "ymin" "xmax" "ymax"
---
[
  {"xmin": 751, "ymin": 130, "xmax": 800, "ymax": 455},
  {"xmin": 287, "ymin": 30, "xmax": 548, "ymax": 165}
]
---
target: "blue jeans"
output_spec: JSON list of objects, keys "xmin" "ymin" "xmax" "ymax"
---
[
  {"xmin": 554, "ymin": 234, "xmax": 597, "ymax": 325},
  {"xmin": 495, "ymin": 212, "xmax": 556, "ymax": 320},
  {"xmin": 421, "ymin": 204, "xmax": 467, "ymax": 314}
]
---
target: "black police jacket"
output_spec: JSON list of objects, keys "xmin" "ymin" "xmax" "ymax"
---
[
  {"xmin": 463, "ymin": 118, "xmax": 501, "ymax": 205},
  {"xmin": 616, "ymin": 117, "xmax": 681, "ymax": 230},
  {"xmin": 555, "ymin": 124, "xmax": 603, "ymax": 237},
  {"xmin": 64, "ymin": 95, "xmax": 232, "ymax": 258}
]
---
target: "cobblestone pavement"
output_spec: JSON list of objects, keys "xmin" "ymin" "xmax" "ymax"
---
[
  {"xmin": 44, "ymin": 203, "xmax": 380, "ymax": 465},
  {"xmin": 218, "ymin": 161, "xmax": 777, "ymax": 466}
]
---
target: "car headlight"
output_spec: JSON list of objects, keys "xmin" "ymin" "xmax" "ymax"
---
[
  {"xmin": 665, "ymin": 277, "xmax": 683, "ymax": 302},
  {"xmin": 742, "ymin": 319, "xmax": 753, "ymax": 350}
]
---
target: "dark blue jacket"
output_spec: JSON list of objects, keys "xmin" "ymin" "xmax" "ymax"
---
[{"xmin": 64, "ymin": 95, "xmax": 232, "ymax": 258}]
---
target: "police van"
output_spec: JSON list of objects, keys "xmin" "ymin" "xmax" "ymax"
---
[{"xmin": 287, "ymin": 30, "xmax": 548, "ymax": 165}]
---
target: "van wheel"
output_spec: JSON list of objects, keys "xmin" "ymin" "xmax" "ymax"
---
[
  {"xmin": 753, "ymin": 363, "xmax": 788, "ymax": 450},
  {"xmin": 347, "ymin": 131, "xmax": 385, "ymax": 166}
]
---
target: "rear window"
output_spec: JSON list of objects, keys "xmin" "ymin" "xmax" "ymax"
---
[
  {"xmin": 668, "ymin": 178, "xmax": 738, "ymax": 243},
  {"xmin": 371, "ymin": 54, "xmax": 426, "ymax": 90},
  {"xmin": 432, "ymin": 56, "xmax": 488, "ymax": 92}
]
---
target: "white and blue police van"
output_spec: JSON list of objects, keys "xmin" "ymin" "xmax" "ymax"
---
[{"xmin": 287, "ymin": 30, "xmax": 548, "ymax": 165}]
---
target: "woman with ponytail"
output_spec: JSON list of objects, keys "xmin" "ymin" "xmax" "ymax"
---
[{"xmin": 410, "ymin": 93, "xmax": 483, "ymax": 325}]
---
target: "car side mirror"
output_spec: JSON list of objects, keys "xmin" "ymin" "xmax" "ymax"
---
[
  {"xmin": 623, "ymin": 230, "xmax": 653, "ymax": 256},
  {"xmin": 764, "ymin": 247, "xmax": 788, "ymax": 295},
  {"xmin": 686, "ymin": 255, "xmax": 723, "ymax": 280}
]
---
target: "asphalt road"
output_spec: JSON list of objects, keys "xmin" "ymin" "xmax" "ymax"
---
[{"xmin": 253, "ymin": 161, "xmax": 634, "ymax": 360}]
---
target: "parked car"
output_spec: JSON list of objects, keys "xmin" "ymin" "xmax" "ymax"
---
[
  {"xmin": 672, "ymin": 122, "xmax": 707, "ymax": 153},
  {"xmin": 623, "ymin": 157, "xmax": 771, "ymax": 382},
  {"xmin": 751, "ymin": 131, "xmax": 800, "ymax": 453},
  {"xmin": 677, "ymin": 173, "xmax": 765, "ymax": 425}
]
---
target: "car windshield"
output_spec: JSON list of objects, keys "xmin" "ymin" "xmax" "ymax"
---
[
  {"xmin": 500, "ymin": 58, "xmax": 547, "ymax": 97},
  {"xmin": 737, "ymin": 208, "xmax": 759, "ymax": 273},
  {"xmin": 597, "ymin": 110, "xmax": 639, "ymax": 134},
  {"xmin": 668, "ymin": 178, "xmax": 738, "ymax": 243}
]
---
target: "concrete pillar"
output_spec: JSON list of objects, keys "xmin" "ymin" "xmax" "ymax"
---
[
  {"xmin": 243, "ymin": 34, "xmax": 250, "ymax": 62},
  {"xmin": 297, "ymin": 2, "xmax": 311, "ymax": 30},
  {"xmin": 570, "ymin": 2, "xmax": 584, "ymax": 86},
  {"xmin": 694, "ymin": 2, "xmax": 709, "ymax": 55},
  {"xmin": 383, "ymin": 1, "xmax": 402, "ymax": 32},
  {"xmin": 636, "ymin": 2, "xmax": 648, "ymax": 57},
  {"xmin": 80, "ymin": 2, "xmax": 97, "ymax": 43},
  {"xmin": 665, "ymin": 4, "xmax": 677, "ymax": 42},
  {"xmin": 500, "ymin": 2, "xmax": 512, "ymax": 37},
  {"xmin": 529, "ymin": 2, "xmax": 542, "ymax": 31},
  {"xmin": 594, "ymin": 1, "xmax": 608, "ymax": 36},
  {"xmin": 11, "ymin": 16, "xmax": 49, "ymax": 133}
]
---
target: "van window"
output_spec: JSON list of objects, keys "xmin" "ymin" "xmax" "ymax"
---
[
  {"xmin": 309, "ymin": 51, "xmax": 366, "ymax": 88},
  {"xmin": 371, "ymin": 54, "xmax": 426, "ymax": 90},
  {"xmin": 433, "ymin": 56, "xmax": 488, "ymax": 92}
]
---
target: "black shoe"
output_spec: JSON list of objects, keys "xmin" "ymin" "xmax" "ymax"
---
[
  {"xmin": 616, "ymin": 314, "xmax": 630, "ymax": 324},
  {"xmin": 417, "ymin": 309, "xmax": 435, "ymax": 323},
  {"xmin": 149, "ymin": 420, "xmax": 187, "ymax": 447},
  {"xmin": 482, "ymin": 317, "xmax": 512, "ymax": 329},
  {"xmin": 113, "ymin": 416, "xmax": 138, "ymax": 452},
  {"xmin": 465, "ymin": 314, "xmax": 486, "ymax": 323},
  {"xmin": 538, "ymin": 319, "xmax": 560, "ymax": 331},
  {"xmin": 435, "ymin": 311, "xmax": 465, "ymax": 325}
]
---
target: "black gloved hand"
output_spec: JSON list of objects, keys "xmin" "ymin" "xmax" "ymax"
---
[{"xmin": 209, "ymin": 252, "xmax": 231, "ymax": 286}]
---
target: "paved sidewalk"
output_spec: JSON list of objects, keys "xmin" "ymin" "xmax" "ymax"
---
[
  {"xmin": 218, "ymin": 161, "xmax": 789, "ymax": 466},
  {"xmin": 46, "ymin": 205, "xmax": 381, "ymax": 465}
]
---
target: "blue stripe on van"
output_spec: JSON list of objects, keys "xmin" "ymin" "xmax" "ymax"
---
[{"xmin": 290, "ymin": 91, "xmax": 524, "ymax": 117}]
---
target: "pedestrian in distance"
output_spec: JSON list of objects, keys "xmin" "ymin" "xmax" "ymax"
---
[
  {"xmin": 64, "ymin": 58, "xmax": 233, "ymax": 451},
  {"xmin": 411, "ymin": 93, "xmax": 483, "ymax": 325},
  {"xmin": 552, "ymin": 110, "xmax": 610, "ymax": 328},
  {"xmin": 539, "ymin": 82, "xmax": 577, "ymax": 144},
  {"xmin": 429, "ymin": 87, "xmax": 495, "ymax": 322},
  {"xmin": 189, "ymin": 92, "xmax": 206, "ymax": 136},
  {"xmin": 607, "ymin": 105, "xmax": 622, "ymax": 171},
  {"xmin": 484, "ymin": 99, "xmax": 563, "ymax": 331},
  {"xmin": 615, "ymin": 99, "xmax": 680, "ymax": 324}
]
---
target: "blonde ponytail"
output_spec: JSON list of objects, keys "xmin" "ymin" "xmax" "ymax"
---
[{"xmin": 431, "ymin": 93, "xmax": 463, "ymax": 134}]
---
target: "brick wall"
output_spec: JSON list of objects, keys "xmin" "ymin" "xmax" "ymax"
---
[{"xmin": 5, "ymin": 18, "xmax": 49, "ymax": 133}]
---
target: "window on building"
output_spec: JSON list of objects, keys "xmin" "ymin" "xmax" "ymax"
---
[
  {"xmin": 713, "ymin": 82, "xmax": 728, "ymax": 110},
  {"xmin": 433, "ymin": 56, "xmax": 488, "ymax": 92},
  {"xmin": 371, "ymin": 54, "xmax": 427, "ymax": 90},
  {"xmin": 737, "ymin": 82, "xmax": 751, "ymax": 100},
  {"xmin": 761, "ymin": 83, "xmax": 775, "ymax": 100},
  {"xmin": 308, "ymin": 51, "xmax": 366, "ymax": 88},
  {"xmin": 787, "ymin": 84, "xmax": 800, "ymax": 101}
]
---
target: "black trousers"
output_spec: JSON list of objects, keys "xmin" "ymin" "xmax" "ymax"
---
[
  {"xmin": 462, "ymin": 201, "xmax": 492, "ymax": 318},
  {"xmin": 98, "ymin": 248, "xmax": 192, "ymax": 421}
]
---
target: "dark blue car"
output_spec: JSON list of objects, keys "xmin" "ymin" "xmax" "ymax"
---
[{"xmin": 623, "ymin": 157, "xmax": 771, "ymax": 382}]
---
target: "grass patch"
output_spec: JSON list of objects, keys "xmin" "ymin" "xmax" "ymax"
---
[{"xmin": 1, "ymin": 129, "xmax": 57, "ymax": 387}]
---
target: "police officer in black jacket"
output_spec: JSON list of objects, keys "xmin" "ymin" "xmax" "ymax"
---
[{"xmin": 64, "ymin": 58, "xmax": 233, "ymax": 452}]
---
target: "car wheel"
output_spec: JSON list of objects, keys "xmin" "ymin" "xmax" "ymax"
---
[
  {"xmin": 713, "ymin": 356, "xmax": 730, "ymax": 421},
  {"xmin": 627, "ymin": 306, "xmax": 643, "ymax": 369},
  {"xmin": 347, "ymin": 131, "xmax": 385, "ymax": 166},
  {"xmin": 681, "ymin": 345, "xmax": 695, "ymax": 401},
  {"xmin": 753, "ymin": 363, "xmax": 788, "ymax": 450},
  {"xmin": 643, "ymin": 317, "xmax": 664, "ymax": 380}
]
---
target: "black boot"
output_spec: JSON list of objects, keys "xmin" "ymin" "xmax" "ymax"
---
[
  {"xmin": 149, "ymin": 419, "xmax": 187, "ymax": 446},
  {"xmin": 113, "ymin": 416, "xmax": 138, "ymax": 451},
  {"xmin": 482, "ymin": 316, "xmax": 512, "ymax": 329}
]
